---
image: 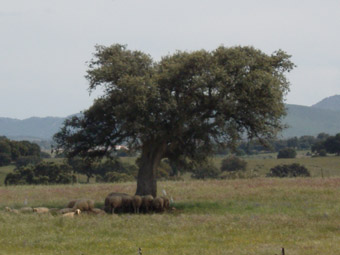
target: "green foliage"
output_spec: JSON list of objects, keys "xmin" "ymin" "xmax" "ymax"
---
[
  {"xmin": 10, "ymin": 140, "xmax": 40, "ymax": 160},
  {"xmin": 54, "ymin": 44, "xmax": 294, "ymax": 195},
  {"xmin": 238, "ymin": 134, "xmax": 324, "ymax": 155},
  {"xmin": 191, "ymin": 163, "xmax": 221, "ymax": 179},
  {"xmin": 94, "ymin": 159, "xmax": 137, "ymax": 183},
  {"xmin": 101, "ymin": 172, "xmax": 134, "ymax": 183},
  {"xmin": 40, "ymin": 151, "xmax": 51, "ymax": 158},
  {"xmin": 15, "ymin": 156, "xmax": 42, "ymax": 168},
  {"xmin": 0, "ymin": 137, "xmax": 42, "ymax": 166},
  {"xmin": 323, "ymin": 133, "xmax": 340, "ymax": 155},
  {"xmin": 96, "ymin": 159, "xmax": 138, "ymax": 178},
  {"xmin": 221, "ymin": 156, "xmax": 247, "ymax": 172},
  {"xmin": 156, "ymin": 160, "xmax": 172, "ymax": 179},
  {"xmin": 310, "ymin": 133, "xmax": 340, "ymax": 156},
  {"xmin": 318, "ymin": 149, "xmax": 327, "ymax": 157},
  {"xmin": 67, "ymin": 157, "xmax": 96, "ymax": 183},
  {"xmin": 267, "ymin": 163, "xmax": 310, "ymax": 177},
  {"xmin": 220, "ymin": 169, "xmax": 259, "ymax": 179},
  {"xmin": 277, "ymin": 147, "xmax": 297, "ymax": 159},
  {"xmin": 4, "ymin": 162, "xmax": 75, "ymax": 185},
  {"xmin": 311, "ymin": 141, "xmax": 326, "ymax": 155},
  {"xmin": 0, "ymin": 139, "xmax": 11, "ymax": 154},
  {"xmin": 0, "ymin": 153, "xmax": 11, "ymax": 167}
]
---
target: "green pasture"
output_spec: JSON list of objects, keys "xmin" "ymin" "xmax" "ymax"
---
[
  {"xmin": 212, "ymin": 154, "xmax": 340, "ymax": 178},
  {"xmin": 1, "ymin": 178, "xmax": 340, "ymax": 254},
  {"xmin": 2, "ymin": 154, "xmax": 340, "ymax": 186}
]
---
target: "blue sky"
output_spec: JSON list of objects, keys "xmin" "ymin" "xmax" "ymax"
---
[{"xmin": 1, "ymin": 0, "xmax": 339, "ymax": 119}]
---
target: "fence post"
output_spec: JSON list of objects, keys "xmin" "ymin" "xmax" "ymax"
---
[{"xmin": 282, "ymin": 247, "xmax": 285, "ymax": 255}]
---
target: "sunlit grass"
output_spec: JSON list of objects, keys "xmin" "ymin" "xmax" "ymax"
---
[{"xmin": 1, "ymin": 178, "xmax": 340, "ymax": 254}]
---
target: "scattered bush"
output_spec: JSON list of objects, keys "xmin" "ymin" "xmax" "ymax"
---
[
  {"xmin": 4, "ymin": 162, "xmax": 75, "ymax": 185},
  {"xmin": 220, "ymin": 168, "xmax": 259, "ymax": 179},
  {"xmin": 277, "ymin": 148, "xmax": 297, "ymax": 159},
  {"xmin": 267, "ymin": 163, "xmax": 310, "ymax": 178},
  {"xmin": 191, "ymin": 163, "xmax": 221, "ymax": 179},
  {"xmin": 96, "ymin": 159, "xmax": 138, "ymax": 178},
  {"xmin": 15, "ymin": 156, "xmax": 42, "ymax": 167},
  {"xmin": 318, "ymin": 149, "xmax": 327, "ymax": 157},
  {"xmin": 220, "ymin": 156, "xmax": 247, "ymax": 172}
]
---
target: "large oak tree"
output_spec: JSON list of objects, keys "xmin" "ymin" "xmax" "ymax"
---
[{"xmin": 54, "ymin": 44, "xmax": 294, "ymax": 197}]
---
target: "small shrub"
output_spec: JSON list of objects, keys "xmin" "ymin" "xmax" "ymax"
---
[
  {"xmin": 221, "ymin": 156, "xmax": 247, "ymax": 172},
  {"xmin": 267, "ymin": 163, "xmax": 310, "ymax": 178},
  {"xmin": 318, "ymin": 149, "xmax": 327, "ymax": 157},
  {"xmin": 277, "ymin": 148, "xmax": 297, "ymax": 159},
  {"xmin": 191, "ymin": 163, "xmax": 221, "ymax": 179},
  {"xmin": 103, "ymin": 172, "xmax": 134, "ymax": 182},
  {"xmin": 4, "ymin": 172, "xmax": 28, "ymax": 185}
]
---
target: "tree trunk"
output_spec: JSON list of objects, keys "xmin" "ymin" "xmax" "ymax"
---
[{"xmin": 135, "ymin": 142, "xmax": 166, "ymax": 197}]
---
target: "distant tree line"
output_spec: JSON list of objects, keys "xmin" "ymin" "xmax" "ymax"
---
[
  {"xmin": 4, "ymin": 157, "xmax": 177, "ymax": 186},
  {"xmin": 4, "ymin": 132, "xmax": 340, "ymax": 185},
  {"xmin": 215, "ymin": 133, "xmax": 333, "ymax": 156},
  {"xmin": 312, "ymin": 133, "xmax": 340, "ymax": 156}
]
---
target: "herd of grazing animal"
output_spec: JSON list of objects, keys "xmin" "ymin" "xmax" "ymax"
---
[
  {"xmin": 104, "ymin": 193, "xmax": 170, "ymax": 214},
  {"xmin": 3, "ymin": 193, "xmax": 171, "ymax": 217}
]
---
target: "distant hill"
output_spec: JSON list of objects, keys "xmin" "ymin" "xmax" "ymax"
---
[
  {"xmin": 281, "ymin": 104, "xmax": 340, "ymax": 138},
  {"xmin": 0, "ymin": 116, "xmax": 65, "ymax": 141},
  {"xmin": 1, "ymin": 101, "xmax": 340, "ymax": 141},
  {"xmin": 312, "ymin": 95, "xmax": 340, "ymax": 111}
]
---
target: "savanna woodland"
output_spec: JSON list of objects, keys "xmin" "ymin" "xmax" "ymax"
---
[{"xmin": 54, "ymin": 44, "xmax": 294, "ymax": 197}]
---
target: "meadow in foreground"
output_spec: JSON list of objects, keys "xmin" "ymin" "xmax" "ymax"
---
[{"xmin": 1, "ymin": 178, "xmax": 340, "ymax": 255}]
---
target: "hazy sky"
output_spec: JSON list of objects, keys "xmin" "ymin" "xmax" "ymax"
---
[{"xmin": 1, "ymin": 0, "xmax": 339, "ymax": 119}]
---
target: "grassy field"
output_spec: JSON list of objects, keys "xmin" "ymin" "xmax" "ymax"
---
[
  {"xmin": 2, "ymin": 154, "xmax": 340, "ymax": 185},
  {"xmin": 213, "ymin": 154, "xmax": 340, "ymax": 178},
  {"xmin": 1, "ymin": 178, "xmax": 340, "ymax": 254}
]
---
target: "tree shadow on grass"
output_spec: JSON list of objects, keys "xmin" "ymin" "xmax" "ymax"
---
[{"xmin": 172, "ymin": 201, "xmax": 226, "ymax": 214}]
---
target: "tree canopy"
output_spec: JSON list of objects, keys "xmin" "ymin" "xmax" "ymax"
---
[
  {"xmin": 54, "ymin": 44, "xmax": 294, "ymax": 196},
  {"xmin": 0, "ymin": 136, "xmax": 41, "ymax": 166},
  {"xmin": 322, "ymin": 133, "xmax": 340, "ymax": 155}
]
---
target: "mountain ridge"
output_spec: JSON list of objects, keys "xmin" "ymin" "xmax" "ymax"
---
[
  {"xmin": 281, "ymin": 104, "xmax": 340, "ymax": 138},
  {"xmin": 311, "ymin": 95, "xmax": 340, "ymax": 112},
  {"xmin": 1, "ymin": 96, "xmax": 340, "ymax": 141}
]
